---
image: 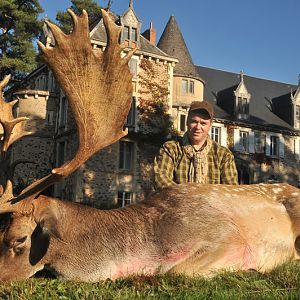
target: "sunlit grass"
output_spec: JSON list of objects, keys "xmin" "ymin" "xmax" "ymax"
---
[{"xmin": 1, "ymin": 262, "xmax": 300, "ymax": 299}]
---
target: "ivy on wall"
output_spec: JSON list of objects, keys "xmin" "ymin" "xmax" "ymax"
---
[{"xmin": 137, "ymin": 58, "xmax": 172, "ymax": 140}]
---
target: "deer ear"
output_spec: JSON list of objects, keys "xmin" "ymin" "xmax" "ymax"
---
[{"xmin": 33, "ymin": 204, "xmax": 62, "ymax": 240}]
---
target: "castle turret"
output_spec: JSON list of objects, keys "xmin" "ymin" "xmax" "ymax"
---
[{"xmin": 158, "ymin": 15, "xmax": 205, "ymax": 133}]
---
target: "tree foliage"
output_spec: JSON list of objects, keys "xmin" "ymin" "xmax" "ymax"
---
[
  {"xmin": 0, "ymin": 0, "xmax": 43, "ymax": 81},
  {"xmin": 55, "ymin": 0, "xmax": 103, "ymax": 34}
]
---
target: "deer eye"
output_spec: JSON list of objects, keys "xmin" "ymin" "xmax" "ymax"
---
[
  {"xmin": 14, "ymin": 247, "xmax": 25, "ymax": 256},
  {"xmin": 13, "ymin": 236, "xmax": 27, "ymax": 256}
]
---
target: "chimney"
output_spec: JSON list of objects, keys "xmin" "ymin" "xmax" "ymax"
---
[{"xmin": 142, "ymin": 22, "xmax": 156, "ymax": 46}]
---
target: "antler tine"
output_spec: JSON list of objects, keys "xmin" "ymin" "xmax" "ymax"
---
[
  {"xmin": 0, "ymin": 75, "xmax": 11, "ymax": 90},
  {"xmin": 11, "ymin": 8, "xmax": 135, "ymax": 202},
  {"xmin": 0, "ymin": 78, "xmax": 31, "ymax": 153},
  {"xmin": 0, "ymin": 76, "xmax": 33, "ymax": 211}
]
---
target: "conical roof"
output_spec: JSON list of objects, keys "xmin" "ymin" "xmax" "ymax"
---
[{"xmin": 157, "ymin": 16, "xmax": 202, "ymax": 81}]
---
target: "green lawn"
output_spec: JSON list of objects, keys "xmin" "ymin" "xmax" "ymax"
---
[{"xmin": 1, "ymin": 262, "xmax": 300, "ymax": 299}]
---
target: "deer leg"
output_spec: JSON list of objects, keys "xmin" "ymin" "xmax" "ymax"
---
[{"xmin": 168, "ymin": 237, "xmax": 258, "ymax": 277}]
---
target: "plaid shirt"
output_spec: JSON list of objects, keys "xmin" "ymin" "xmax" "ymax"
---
[{"xmin": 154, "ymin": 136, "xmax": 238, "ymax": 189}]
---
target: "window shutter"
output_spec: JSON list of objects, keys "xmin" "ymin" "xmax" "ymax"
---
[
  {"xmin": 233, "ymin": 129, "xmax": 241, "ymax": 151},
  {"xmin": 279, "ymin": 135, "xmax": 285, "ymax": 158},
  {"xmin": 265, "ymin": 133, "xmax": 271, "ymax": 156},
  {"xmin": 220, "ymin": 126, "xmax": 227, "ymax": 147},
  {"xmin": 249, "ymin": 131, "xmax": 255, "ymax": 153},
  {"xmin": 295, "ymin": 138, "xmax": 300, "ymax": 161}
]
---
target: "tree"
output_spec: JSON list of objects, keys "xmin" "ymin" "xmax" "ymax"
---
[
  {"xmin": 0, "ymin": 0, "xmax": 43, "ymax": 81},
  {"xmin": 56, "ymin": 0, "xmax": 103, "ymax": 34}
]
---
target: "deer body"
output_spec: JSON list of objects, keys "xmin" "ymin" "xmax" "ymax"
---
[{"xmin": 0, "ymin": 183, "xmax": 299, "ymax": 281}]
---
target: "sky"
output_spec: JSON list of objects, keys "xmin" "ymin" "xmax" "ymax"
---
[{"xmin": 38, "ymin": 0, "xmax": 300, "ymax": 85}]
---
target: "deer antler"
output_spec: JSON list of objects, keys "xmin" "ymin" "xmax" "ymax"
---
[
  {"xmin": 0, "ymin": 76, "xmax": 32, "ymax": 201},
  {"xmin": 0, "ymin": 9, "xmax": 135, "ymax": 210},
  {"xmin": 0, "ymin": 76, "xmax": 31, "ymax": 154}
]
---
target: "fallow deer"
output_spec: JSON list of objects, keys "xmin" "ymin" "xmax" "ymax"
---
[{"xmin": 0, "ymin": 9, "xmax": 299, "ymax": 282}]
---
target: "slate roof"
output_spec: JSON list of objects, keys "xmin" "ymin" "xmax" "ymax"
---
[
  {"xmin": 89, "ymin": 12, "xmax": 171, "ymax": 59},
  {"xmin": 157, "ymin": 16, "xmax": 203, "ymax": 81},
  {"xmin": 197, "ymin": 66, "xmax": 298, "ymax": 133}
]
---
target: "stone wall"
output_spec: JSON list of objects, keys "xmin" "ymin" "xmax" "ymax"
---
[
  {"xmin": 11, "ymin": 91, "xmax": 57, "ymax": 193},
  {"xmin": 61, "ymin": 137, "xmax": 160, "ymax": 208},
  {"xmin": 135, "ymin": 140, "xmax": 159, "ymax": 200},
  {"xmin": 12, "ymin": 136, "xmax": 54, "ymax": 192}
]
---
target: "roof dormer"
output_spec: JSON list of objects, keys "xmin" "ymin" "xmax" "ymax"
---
[
  {"xmin": 120, "ymin": 0, "xmax": 142, "ymax": 48},
  {"xmin": 291, "ymin": 75, "xmax": 300, "ymax": 129},
  {"xmin": 234, "ymin": 71, "xmax": 251, "ymax": 120}
]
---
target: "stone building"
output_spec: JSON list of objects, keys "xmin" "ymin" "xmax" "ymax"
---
[
  {"xmin": 197, "ymin": 67, "xmax": 300, "ymax": 185},
  {"xmin": 7, "ymin": 1, "xmax": 300, "ymax": 207}
]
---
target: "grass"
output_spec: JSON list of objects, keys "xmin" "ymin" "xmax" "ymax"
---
[{"xmin": 1, "ymin": 262, "xmax": 300, "ymax": 300}]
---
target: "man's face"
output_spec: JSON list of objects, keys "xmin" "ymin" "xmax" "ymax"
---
[{"xmin": 187, "ymin": 111, "xmax": 212, "ymax": 146}]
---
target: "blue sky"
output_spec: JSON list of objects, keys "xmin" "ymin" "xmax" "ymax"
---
[{"xmin": 39, "ymin": 0, "xmax": 300, "ymax": 85}]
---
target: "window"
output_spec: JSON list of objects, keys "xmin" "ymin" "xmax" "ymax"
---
[
  {"xmin": 57, "ymin": 141, "xmax": 66, "ymax": 166},
  {"xmin": 123, "ymin": 26, "xmax": 138, "ymax": 42},
  {"xmin": 131, "ymin": 28, "xmax": 137, "ymax": 41},
  {"xmin": 59, "ymin": 96, "xmax": 67, "ymax": 127},
  {"xmin": 119, "ymin": 141, "xmax": 134, "ymax": 170},
  {"xmin": 180, "ymin": 114, "xmax": 186, "ymax": 132},
  {"xmin": 46, "ymin": 111, "xmax": 54, "ymax": 125},
  {"xmin": 296, "ymin": 138, "xmax": 300, "ymax": 161},
  {"xmin": 211, "ymin": 126, "xmax": 221, "ymax": 144},
  {"xmin": 266, "ymin": 133, "xmax": 284, "ymax": 158},
  {"xmin": 182, "ymin": 79, "xmax": 188, "ymax": 94},
  {"xmin": 181, "ymin": 79, "xmax": 194, "ymax": 94},
  {"xmin": 296, "ymin": 105, "xmax": 300, "ymax": 128},
  {"xmin": 35, "ymin": 75, "xmax": 46, "ymax": 90},
  {"xmin": 270, "ymin": 135, "xmax": 279, "ymax": 156},
  {"xmin": 240, "ymin": 131, "xmax": 249, "ymax": 152},
  {"xmin": 189, "ymin": 81, "xmax": 195, "ymax": 94},
  {"xmin": 128, "ymin": 59, "xmax": 137, "ymax": 77},
  {"xmin": 126, "ymin": 97, "xmax": 136, "ymax": 127},
  {"xmin": 234, "ymin": 129, "xmax": 251, "ymax": 152},
  {"xmin": 117, "ymin": 191, "xmax": 132, "ymax": 207},
  {"xmin": 49, "ymin": 72, "xmax": 56, "ymax": 92},
  {"xmin": 296, "ymin": 105, "xmax": 300, "ymax": 121},
  {"xmin": 237, "ymin": 97, "xmax": 249, "ymax": 119},
  {"xmin": 123, "ymin": 26, "xmax": 130, "ymax": 40}
]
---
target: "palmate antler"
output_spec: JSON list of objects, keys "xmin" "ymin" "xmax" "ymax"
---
[{"xmin": 0, "ymin": 9, "xmax": 135, "ymax": 211}]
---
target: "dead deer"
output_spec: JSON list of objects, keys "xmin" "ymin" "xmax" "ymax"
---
[{"xmin": 0, "ymin": 9, "xmax": 300, "ymax": 282}]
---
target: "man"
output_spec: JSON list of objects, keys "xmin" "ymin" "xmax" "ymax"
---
[{"xmin": 154, "ymin": 101, "xmax": 238, "ymax": 189}]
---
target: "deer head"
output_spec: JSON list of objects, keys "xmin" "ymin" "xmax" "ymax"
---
[{"xmin": 0, "ymin": 9, "xmax": 135, "ymax": 280}]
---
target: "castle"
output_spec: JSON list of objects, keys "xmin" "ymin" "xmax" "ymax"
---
[{"xmin": 7, "ymin": 1, "xmax": 300, "ymax": 207}]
